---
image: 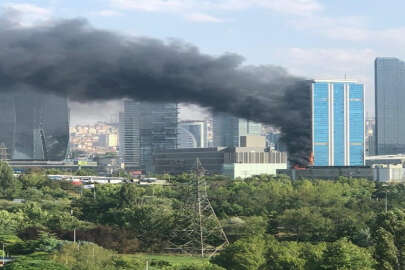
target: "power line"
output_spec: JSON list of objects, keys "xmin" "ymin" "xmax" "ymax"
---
[{"xmin": 167, "ymin": 159, "xmax": 229, "ymax": 257}]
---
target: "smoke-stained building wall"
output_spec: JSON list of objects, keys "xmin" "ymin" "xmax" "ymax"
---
[
  {"xmin": 213, "ymin": 113, "xmax": 262, "ymax": 147},
  {"xmin": 119, "ymin": 100, "xmax": 178, "ymax": 173},
  {"xmin": 312, "ymin": 80, "xmax": 365, "ymax": 166},
  {"xmin": 375, "ymin": 57, "xmax": 405, "ymax": 155},
  {"xmin": 0, "ymin": 90, "xmax": 69, "ymax": 161}
]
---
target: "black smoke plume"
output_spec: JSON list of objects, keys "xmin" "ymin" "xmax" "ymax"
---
[{"xmin": 0, "ymin": 18, "xmax": 312, "ymax": 166}]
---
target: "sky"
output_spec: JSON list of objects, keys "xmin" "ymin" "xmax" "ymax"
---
[{"xmin": 2, "ymin": 0, "xmax": 405, "ymax": 124}]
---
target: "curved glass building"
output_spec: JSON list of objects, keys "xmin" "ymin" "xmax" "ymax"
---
[{"xmin": 0, "ymin": 89, "xmax": 69, "ymax": 161}]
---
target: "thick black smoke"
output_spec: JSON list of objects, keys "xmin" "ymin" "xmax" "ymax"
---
[{"xmin": 0, "ymin": 18, "xmax": 312, "ymax": 166}]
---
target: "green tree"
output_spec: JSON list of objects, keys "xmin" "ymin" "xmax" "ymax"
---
[
  {"xmin": 263, "ymin": 240, "xmax": 306, "ymax": 270},
  {"xmin": 211, "ymin": 235, "xmax": 267, "ymax": 270},
  {"xmin": 22, "ymin": 202, "xmax": 48, "ymax": 228},
  {"xmin": 0, "ymin": 162, "xmax": 18, "ymax": 199},
  {"xmin": 164, "ymin": 264, "xmax": 225, "ymax": 270},
  {"xmin": 118, "ymin": 184, "xmax": 144, "ymax": 207},
  {"xmin": 74, "ymin": 168, "xmax": 97, "ymax": 176},
  {"xmin": 320, "ymin": 238, "xmax": 375, "ymax": 270},
  {"xmin": 373, "ymin": 209, "xmax": 405, "ymax": 269},
  {"xmin": 53, "ymin": 242, "xmax": 136, "ymax": 270},
  {"xmin": 4, "ymin": 257, "xmax": 68, "ymax": 270},
  {"xmin": 18, "ymin": 173, "xmax": 48, "ymax": 189},
  {"xmin": 279, "ymin": 207, "xmax": 333, "ymax": 241},
  {"xmin": 300, "ymin": 242, "xmax": 326, "ymax": 270},
  {"xmin": 374, "ymin": 228, "xmax": 399, "ymax": 270}
]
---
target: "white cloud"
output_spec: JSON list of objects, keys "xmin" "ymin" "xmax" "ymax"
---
[
  {"xmin": 110, "ymin": 0, "xmax": 322, "ymax": 17},
  {"xmin": 2, "ymin": 3, "xmax": 52, "ymax": 26},
  {"xmin": 95, "ymin": 9, "xmax": 123, "ymax": 17},
  {"xmin": 185, "ymin": 13, "xmax": 223, "ymax": 23},
  {"xmin": 284, "ymin": 48, "xmax": 376, "ymax": 78},
  {"xmin": 278, "ymin": 47, "xmax": 376, "ymax": 115},
  {"xmin": 111, "ymin": 0, "xmax": 185, "ymax": 12},
  {"xmin": 290, "ymin": 14, "xmax": 405, "ymax": 45},
  {"xmin": 4, "ymin": 3, "xmax": 51, "ymax": 16},
  {"xmin": 253, "ymin": 0, "xmax": 322, "ymax": 15}
]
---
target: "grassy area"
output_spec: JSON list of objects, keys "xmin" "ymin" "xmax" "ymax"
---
[{"xmin": 125, "ymin": 253, "xmax": 209, "ymax": 269}]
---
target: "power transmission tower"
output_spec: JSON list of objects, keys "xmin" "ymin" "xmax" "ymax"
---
[
  {"xmin": 0, "ymin": 143, "xmax": 8, "ymax": 161},
  {"xmin": 168, "ymin": 159, "xmax": 229, "ymax": 257}
]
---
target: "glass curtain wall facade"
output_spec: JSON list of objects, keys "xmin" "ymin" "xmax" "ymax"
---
[
  {"xmin": 375, "ymin": 57, "xmax": 405, "ymax": 155},
  {"xmin": 0, "ymin": 89, "xmax": 69, "ymax": 161},
  {"xmin": 213, "ymin": 113, "xmax": 262, "ymax": 147},
  {"xmin": 312, "ymin": 81, "xmax": 365, "ymax": 166},
  {"xmin": 119, "ymin": 100, "xmax": 178, "ymax": 173},
  {"xmin": 177, "ymin": 120, "xmax": 206, "ymax": 148}
]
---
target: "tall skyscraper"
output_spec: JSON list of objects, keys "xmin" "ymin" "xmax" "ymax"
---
[
  {"xmin": 119, "ymin": 100, "xmax": 178, "ymax": 173},
  {"xmin": 375, "ymin": 57, "xmax": 405, "ymax": 155},
  {"xmin": 0, "ymin": 89, "xmax": 69, "ymax": 161},
  {"xmin": 213, "ymin": 113, "xmax": 262, "ymax": 147},
  {"xmin": 177, "ymin": 120, "xmax": 207, "ymax": 148},
  {"xmin": 312, "ymin": 80, "xmax": 365, "ymax": 166}
]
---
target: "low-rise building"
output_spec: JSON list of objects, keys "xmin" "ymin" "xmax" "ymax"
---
[
  {"xmin": 153, "ymin": 147, "xmax": 226, "ymax": 175},
  {"xmin": 365, "ymin": 154, "xmax": 405, "ymax": 166},
  {"xmin": 7, "ymin": 160, "xmax": 97, "ymax": 172},
  {"xmin": 153, "ymin": 136, "xmax": 287, "ymax": 179},
  {"xmin": 277, "ymin": 165, "xmax": 405, "ymax": 183}
]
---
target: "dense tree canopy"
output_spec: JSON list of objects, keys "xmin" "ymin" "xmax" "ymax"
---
[{"xmin": 0, "ymin": 162, "xmax": 405, "ymax": 269}]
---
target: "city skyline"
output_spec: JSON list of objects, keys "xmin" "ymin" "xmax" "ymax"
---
[{"xmin": 3, "ymin": 1, "xmax": 405, "ymax": 123}]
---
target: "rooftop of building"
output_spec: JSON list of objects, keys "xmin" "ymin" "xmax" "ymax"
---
[
  {"xmin": 375, "ymin": 57, "xmax": 401, "ymax": 61},
  {"xmin": 366, "ymin": 154, "xmax": 405, "ymax": 160},
  {"xmin": 314, "ymin": 79, "xmax": 361, "ymax": 83},
  {"xmin": 224, "ymin": 146, "xmax": 278, "ymax": 152},
  {"xmin": 155, "ymin": 147, "xmax": 227, "ymax": 153}
]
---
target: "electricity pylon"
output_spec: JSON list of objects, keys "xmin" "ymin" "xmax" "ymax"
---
[
  {"xmin": 0, "ymin": 143, "xmax": 8, "ymax": 161},
  {"xmin": 168, "ymin": 159, "xmax": 229, "ymax": 257}
]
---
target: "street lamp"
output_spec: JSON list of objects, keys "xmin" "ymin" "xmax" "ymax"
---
[
  {"xmin": 382, "ymin": 183, "xmax": 390, "ymax": 213},
  {"xmin": 70, "ymin": 209, "xmax": 76, "ymax": 243}
]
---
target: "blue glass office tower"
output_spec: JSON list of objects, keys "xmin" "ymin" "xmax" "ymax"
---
[{"xmin": 312, "ymin": 81, "xmax": 365, "ymax": 166}]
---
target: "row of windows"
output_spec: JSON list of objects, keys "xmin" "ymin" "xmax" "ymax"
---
[{"xmin": 313, "ymin": 82, "xmax": 364, "ymax": 166}]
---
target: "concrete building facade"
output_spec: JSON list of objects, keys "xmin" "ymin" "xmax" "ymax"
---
[
  {"xmin": 312, "ymin": 80, "xmax": 365, "ymax": 166},
  {"xmin": 154, "ymin": 136, "xmax": 287, "ymax": 179}
]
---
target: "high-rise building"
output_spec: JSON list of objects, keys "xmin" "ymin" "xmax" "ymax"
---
[
  {"xmin": 119, "ymin": 100, "xmax": 178, "ymax": 173},
  {"xmin": 213, "ymin": 113, "xmax": 262, "ymax": 147},
  {"xmin": 0, "ymin": 89, "xmax": 69, "ymax": 161},
  {"xmin": 312, "ymin": 80, "xmax": 365, "ymax": 166},
  {"xmin": 365, "ymin": 118, "xmax": 375, "ymax": 156},
  {"xmin": 177, "ymin": 120, "xmax": 207, "ymax": 148},
  {"xmin": 375, "ymin": 57, "xmax": 405, "ymax": 155}
]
